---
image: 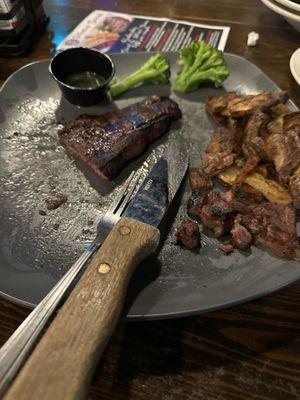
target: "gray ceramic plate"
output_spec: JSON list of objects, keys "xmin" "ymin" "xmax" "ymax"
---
[{"xmin": 0, "ymin": 52, "xmax": 299, "ymax": 320}]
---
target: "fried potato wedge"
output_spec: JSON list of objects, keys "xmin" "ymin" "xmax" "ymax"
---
[
  {"xmin": 270, "ymin": 103, "xmax": 291, "ymax": 116},
  {"xmin": 219, "ymin": 166, "xmax": 292, "ymax": 204},
  {"xmin": 224, "ymin": 92, "xmax": 287, "ymax": 118},
  {"xmin": 218, "ymin": 164, "xmax": 241, "ymax": 185},
  {"xmin": 244, "ymin": 112, "xmax": 269, "ymax": 143},
  {"xmin": 294, "ymin": 164, "xmax": 300, "ymax": 176},
  {"xmin": 244, "ymin": 173, "xmax": 292, "ymax": 204},
  {"xmin": 267, "ymin": 111, "xmax": 300, "ymax": 136},
  {"xmin": 255, "ymin": 164, "xmax": 268, "ymax": 178}
]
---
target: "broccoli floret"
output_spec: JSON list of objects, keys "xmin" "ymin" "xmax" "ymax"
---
[
  {"xmin": 172, "ymin": 41, "xmax": 229, "ymax": 93},
  {"xmin": 109, "ymin": 53, "xmax": 170, "ymax": 98}
]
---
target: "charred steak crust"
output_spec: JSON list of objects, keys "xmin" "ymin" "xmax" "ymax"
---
[
  {"xmin": 240, "ymin": 203, "xmax": 299, "ymax": 260},
  {"xmin": 176, "ymin": 220, "xmax": 201, "ymax": 250},
  {"xmin": 59, "ymin": 96, "xmax": 182, "ymax": 180}
]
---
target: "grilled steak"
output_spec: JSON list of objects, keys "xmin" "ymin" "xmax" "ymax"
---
[
  {"xmin": 219, "ymin": 241, "xmax": 235, "ymax": 254},
  {"xmin": 199, "ymin": 190, "xmax": 235, "ymax": 237},
  {"xmin": 176, "ymin": 220, "xmax": 200, "ymax": 249},
  {"xmin": 59, "ymin": 96, "xmax": 182, "ymax": 180},
  {"xmin": 240, "ymin": 203, "xmax": 299, "ymax": 260},
  {"xmin": 231, "ymin": 215, "xmax": 252, "ymax": 249},
  {"xmin": 187, "ymin": 168, "xmax": 212, "ymax": 220},
  {"xmin": 231, "ymin": 187, "xmax": 263, "ymax": 214}
]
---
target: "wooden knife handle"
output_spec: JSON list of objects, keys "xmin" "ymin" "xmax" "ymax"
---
[{"xmin": 4, "ymin": 218, "xmax": 160, "ymax": 400}]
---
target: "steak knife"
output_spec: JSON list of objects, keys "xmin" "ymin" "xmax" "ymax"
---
[{"xmin": 3, "ymin": 142, "xmax": 188, "ymax": 400}]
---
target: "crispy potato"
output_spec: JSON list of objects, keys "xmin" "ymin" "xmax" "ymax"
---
[
  {"xmin": 266, "ymin": 132, "xmax": 300, "ymax": 182},
  {"xmin": 235, "ymin": 159, "xmax": 244, "ymax": 168},
  {"xmin": 294, "ymin": 164, "xmax": 300, "ymax": 176},
  {"xmin": 241, "ymin": 183, "xmax": 263, "ymax": 197},
  {"xmin": 220, "ymin": 96, "xmax": 247, "ymax": 117},
  {"xmin": 225, "ymin": 92, "xmax": 285, "ymax": 118},
  {"xmin": 244, "ymin": 173, "xmax": 292, "ymax": 204},
  {"xmin": 267, "ymin": 116, "xmax": 283, "ymax": 136},
  {"xmin": 267, "ymin": 111, "xmax": 300, "ymax": 137},
  {"xmin": 244, "ymin": 112, "xmax": 269, "ymax": 143},
  {"xmin": 218, "ymin": 165, "xmax": 241, "ymax": 185},
  {"xmin": 206, "ymin": 127, "xmax": 232, "ymax": 154},
  {"xmin": 218, "ymin": 162, "xmax": 267, "ymax": 185},
  {"xmin": 255, "ymin": 164, "xmax": 268, "ymax": 177},
  {"xmin": 205, "ymin": 92, "xmax": 236, "ymax": 115},
  {"xmin": 289, "ymin": 173, "xmax": 300, "ymax": 206},
  {"xmin": 271, "ymin": 103, "xmax": 291, "ymax": 116}
]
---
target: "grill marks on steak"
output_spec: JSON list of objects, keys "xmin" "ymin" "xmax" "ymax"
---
[{"xmin": 59, "ymin": 96, "xmax": 182, "ymax": 180}]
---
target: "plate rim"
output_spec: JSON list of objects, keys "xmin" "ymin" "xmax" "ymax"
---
[{"xmin": 0, "ymin": 51, "xmax": 299, "ymax": 320}]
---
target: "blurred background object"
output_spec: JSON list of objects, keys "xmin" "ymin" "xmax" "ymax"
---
[
  {"xmin": 290, "ymin": 47, "xmax": 300, "ymax": 85},
  {"xmin": 0, "ymin": 0, "xmax": 48, "ymax": 56},
  {"xmin": 261, "ymin": 0, "xmax": 300, "ymax": 31}
]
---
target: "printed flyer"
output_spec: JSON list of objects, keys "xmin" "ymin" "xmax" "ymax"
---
[{"xmin": 58, "ymin": 10, "xmax": 230, "ymax": 52}]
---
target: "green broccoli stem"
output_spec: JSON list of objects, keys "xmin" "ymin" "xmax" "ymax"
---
[{"xmin": 110, "ymin": 69, "xmax": 159, "ymax": 98}]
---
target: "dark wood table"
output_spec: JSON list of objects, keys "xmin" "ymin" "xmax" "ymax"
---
[{"xmin": 1, "ymin": 1, "xmax": 300, "ymax": 399}]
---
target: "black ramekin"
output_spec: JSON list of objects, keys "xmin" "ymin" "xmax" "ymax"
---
[{"xmin": 49, "ymin": 47, "xmax": 115, "ymax": 107}]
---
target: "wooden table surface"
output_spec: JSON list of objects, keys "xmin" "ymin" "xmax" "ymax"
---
[{"xmin": 1, "ymin": 1, "xmax": 300, "ymax": 399}]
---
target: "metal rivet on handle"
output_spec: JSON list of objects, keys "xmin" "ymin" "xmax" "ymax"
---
[
  {"xmin": 98, "ymin": 263, "xmax": 111, "ymax": 274},
  {"xmin": 118, "ymin": 225, "xmax": 131, "ymax": 236}
]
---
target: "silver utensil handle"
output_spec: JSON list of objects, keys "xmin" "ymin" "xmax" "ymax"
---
[{"xmin": 0, "ymin": 239, "xmax": 100, "ymax": 396}]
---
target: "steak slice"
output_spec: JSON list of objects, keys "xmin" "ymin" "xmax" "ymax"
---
[
  {"xmin": 176, "ymin": 220, "xmax": 201, "ymax": 249},
  {"xmin": 240, "ymin": 203, "xmax": 299, "ymax": 260},
  {"xmin": 231, "ymin": 186, "xmax": 263, "ymax": 214},
  {"xmin": 187, "ymin": 168, "xmax": 212, "ymax": 220},
  {"xmin": 219, "ymin": 241, "xmax": 234, "ymax": 255},
  {"xmin": 200, "ymin": 190, "xmax": 235, "ymax": 237},
  {"xmin": 59, "ymin": 95, "xmax": 182, "ymax": 180},
  {"xmin": 231, "ymin": 215, "xmax": 253, "ymax": 249}
]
